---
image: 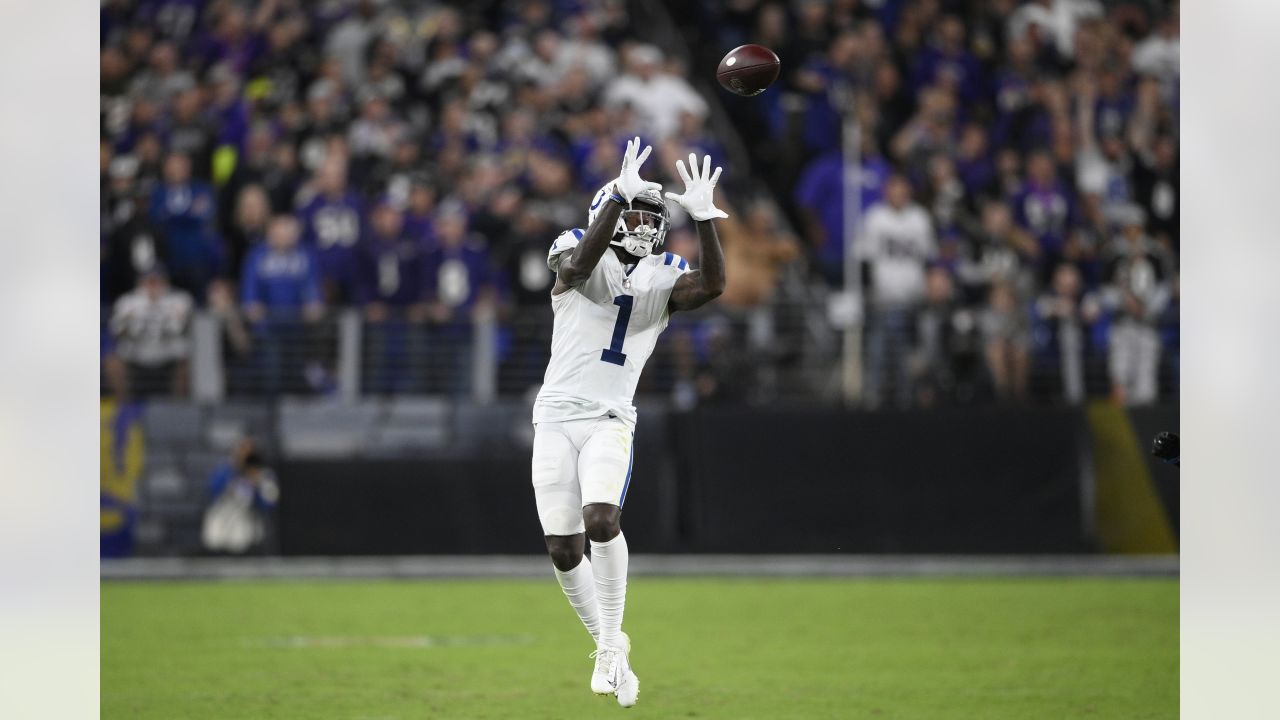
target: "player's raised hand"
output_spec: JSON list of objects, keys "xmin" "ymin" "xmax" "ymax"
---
[
  {"xmin": 665, "ymin": 153, "xmax": 729, "ymax": 222},
  {"xmin": 614, "ymin": 136, "xmax": 662, "ymax": 202}
]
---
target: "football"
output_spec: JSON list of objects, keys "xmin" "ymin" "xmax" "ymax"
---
[{"xmin": 716, "ymin": 44, "xmax": 781, "ymax": 96}]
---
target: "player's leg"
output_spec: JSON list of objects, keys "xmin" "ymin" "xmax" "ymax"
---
[
  {"xmin": 578, "ymin": 419, "xmax": 633, "ymax": 648},
  {"xmin": 578, "ymin": 417, "xmax": 639, "ymax": 706},
  {"xmin": 582, "ymin": 502, "xmax": 626, "ymax": 650},
  {"xmin": 532, "ymin": 422, "xmax": 600, "ymax": 643}
]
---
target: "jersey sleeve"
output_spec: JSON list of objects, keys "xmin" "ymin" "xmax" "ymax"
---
[
  {"xmin": 654, "ymin": 251, "xmax": 692, "ymax": 296},
  {"xmin": 547, "ymin": 228, "xmax": 585, "ymax": 272}
]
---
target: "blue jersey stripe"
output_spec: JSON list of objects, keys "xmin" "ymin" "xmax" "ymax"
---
[
  {"xmin": 677, "ymin": 257, "xmax": 688, "ymax": 270},
  {"xmin": 663, "ymin": 252, "xmax": 673, "ymax": 266},
  {"xmin": 619, "ymin": 437, "xmax": 635, "ymax": 507},
  {"xmin": 571, "ymin": 228, "xmax": 584, "ymax": 240}
]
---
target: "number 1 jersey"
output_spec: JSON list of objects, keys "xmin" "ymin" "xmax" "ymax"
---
[{"xmin": 533, "ymin": 228, "xmax": 690, "ymax": 428}]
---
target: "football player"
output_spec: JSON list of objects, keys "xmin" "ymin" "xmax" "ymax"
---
[{"xmin": 532, "ymin": 138, "xmax": 728, "ymax": 707}]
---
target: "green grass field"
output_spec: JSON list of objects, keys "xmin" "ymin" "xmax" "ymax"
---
[{"xmin": 102, "ymin": 577, "xmax": 1177, "ymax": 719}]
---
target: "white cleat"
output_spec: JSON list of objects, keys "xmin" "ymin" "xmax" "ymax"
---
[
  {"xmin": 613, "ymin": 649, "xmax": 639, "ymax": 708},
  {"xmin": 590, "ymin": 631, "xmax": 630, "ymax": 695}
]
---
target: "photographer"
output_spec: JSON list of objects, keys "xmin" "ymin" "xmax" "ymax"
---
[{"xmin": 202, "ymin": 438, "xmax": 280, "ymax": 555}]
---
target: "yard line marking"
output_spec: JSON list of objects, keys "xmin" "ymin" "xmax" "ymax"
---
[{"xmin": 244, "ymin": 634, "xmax": 536, "ymax": 649}]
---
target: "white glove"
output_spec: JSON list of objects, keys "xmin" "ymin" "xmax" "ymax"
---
[
  {"xmin": 613, "ymin": 136, "xmax": 663, "ymax": 202},
  {"xmin": 665, "ymin": 153, "xmax": 728, "ymax": 222}
]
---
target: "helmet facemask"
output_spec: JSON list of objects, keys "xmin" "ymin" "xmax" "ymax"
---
[
  {"xmin": 586, "ymin": 183, "xmax": 669, "ymax": 258},
  {"xmin": 611, "ymin": 189, "xmax": 668, "ymax": 258}
]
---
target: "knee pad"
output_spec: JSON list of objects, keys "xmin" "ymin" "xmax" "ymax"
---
[{"xmin": 542, "ymin": 506, "xmax": 585, "ymax": 537}]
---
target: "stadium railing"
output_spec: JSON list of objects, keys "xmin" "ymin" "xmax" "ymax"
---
[{"xmin": 102, "ymin": 296, "xmax": 1178, "ymax": 406}]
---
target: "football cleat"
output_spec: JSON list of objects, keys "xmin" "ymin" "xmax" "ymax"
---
[
  {"xmin": 590, "ymin": 631, "xmax": 630, "ymax": 695},
  {"xmin": 613, "ymin": 646, "xmax": 640, "ymax": 708}
]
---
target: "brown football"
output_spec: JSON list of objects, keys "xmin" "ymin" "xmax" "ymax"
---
[{"xmin": 716, "ymin": 44, "xmax": 781, "ymax": 97}]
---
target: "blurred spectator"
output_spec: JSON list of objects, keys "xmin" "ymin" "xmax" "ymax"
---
[
  {"xmin": 981, "ymin": 279, "xmax": 1030, "ymax": 403},
  {"xmin": 693, "ymin": 322, "xmax": 754, "ymax": 406},
  {"xmin": 1074, "ymin": 74, "xmax": 1134, "ymax": 221},
  {"xmin": 103, "ymin": 155, "xmax": 170, "ymax": 303},
  {"xmin": 856, "ymin": 175, "xmax": 937, "ymax": 408},
  {"xmin": 149, "ymin": 151, "xmax": 221, "ymax": 299},
  {"xmin": 424, "ymin": 204, "xmax": 497, "ymax": 322},
  {"xmin": 792, "ymin": 29, "xmax": 860, "ymax": 155},
  {"xmin": 166, "ymin": 87, "xmax": 216, "ymax": 176},
  {"xmin": 1131, "ymin": 5, "xmax": 1179, "ymax": 84},
  {"xmin": 220, "ymin": 123, "xmax": 303, "ymax": 227},
  {"xmin": 297, "ymin": 155, "xmax": 363, "ymax": 303},
  {"xmin": 795, "ymin": 133, "xmax": 891, "ymax": 286},
  {"xmin": 1033, "ymin": 263, "xmax": 1100, "ymax": 403},
  {"xmin": 225, "ymin": 184, "xmax": 270, "ymax": 282},
  {"xmin": 1131, "ymin": 134, "xmax": 1179, "ymax": 252},
  {"xmin": 499, "ymin": 205, "xmax": 557, "ymax": 309},
  {"xmin": 128, "ymin": 40, "xmax": 195, "ymax": 104},
  {"xmin": 911, "ymin": 267, "xmax": 983, "ymax": 407},
  {"xmin": 560, "ymin": 12, "xmax": 618, "ymax": 87},
  {"xmin": 1013, "ymin": 150, "xmax": 1074, "ymax": 284},
  {"xmin": 423, "ymin": 204, "xmax": 497, "ymax": 396},
  {"xmin": 207, "ymin": 278, "xmax": 253, "ymax": 373},
  {"xmin": 109, "ymin": 266, "xmax": 193, "ymax": 399},
  {"xmin": 239, "ymin": 215, "xmax": 327, "ymax": 395},
  {"xmin": 911, "ymin": 15, "xmax": 986, "ymax": 105},
  {"xmin": 348, "ymin": 92, "xmax": 404, "ymax": 172},
  {"xmin": 1007, "ymin": 0, "xmax": 1103, "ymax": 60},
  {"xmin": 604, "ymin": 44, "xmax": 707, "ymax": 141},
  {"xmin": 891, "ymin": 85, "xmax": 958, "ymax": 178},
  {"xmin": 1066, "ymin": 192, "xmax": 1108, "ymax": 287},
  {"xmin": 202, "ymin": 437, "xmax": 280, "ymax": 555},
  {"xmin": 325, "ymin": 1, "xmax": 378, "ymax": 86},
  {"xmin": 494, "ymin": 203, "xmax": 556, "ymax": 394},
  {"xmin": 403, "ymin": 179, "xmax": 438, "ymax": 247},
  {"xmin": 920, "ymin": 154, "xmax": 969, "ymax": 236},
  {"xmin": 240, "ymin": 215, "xmax": 323, "ymax": 323},
  {"xmin": 718, "ymin": 200, "xmax": 800, "ymax": 309},
  {"xmin": 366, "ymin": 134, "xmax": 423, "ymax": 202},
  {"xmin": 357, "ymin": 200, "xmax": 428, "ymax": 323},
  {"xmin": 1101, "ymin": 206, "xmax": 1173, "ymax": 405},
  {"xmin": 955, "ymin": 200, "xmax": 1038, "ymax": 305}
]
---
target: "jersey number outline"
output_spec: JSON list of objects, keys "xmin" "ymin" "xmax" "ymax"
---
[{"xmin": 600, "ymin": 295, "xmax": 633, "ymax": 366}]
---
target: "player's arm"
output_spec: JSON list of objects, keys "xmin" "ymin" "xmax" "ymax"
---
[
  {"xmin": 669, "ymin": 219, "xmax": 725, "ymax": 312},
  {"xmin": 554, "ymin": 137, "xmax": 662, "ymax": 295},
  {"xmin": 554, "ymin": 191, "xmax": 626, "ymax": 293},
  {"xmin": 665, "ymin": 153, "xmax": 729, "ymax": 313}
]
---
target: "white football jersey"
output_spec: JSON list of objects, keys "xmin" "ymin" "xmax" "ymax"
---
[{"xmin": 533, "ymin": 228, "xmax": 690, "ymax": 428}]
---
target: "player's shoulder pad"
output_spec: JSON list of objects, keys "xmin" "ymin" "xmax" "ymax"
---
[
  {"xmin": 547, "ymin": 228, "xmax": 585, "ymax": 271},
  {"xmin": 658, "ymin": 251, "xmax": 690, "ymax": 273}
]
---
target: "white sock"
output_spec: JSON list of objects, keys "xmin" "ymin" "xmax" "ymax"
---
[
  {"xmin": 553, "ymin": 557, "xmax": 600, "ymax": 642},
  {"xmin": 590, "ymin": 531, "xmax": 629, "ymax": 649}
]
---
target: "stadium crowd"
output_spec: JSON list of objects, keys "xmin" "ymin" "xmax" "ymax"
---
[
  {"xmin": 100, "ymin": 0, "xmax": 1178, "ymax": 408},
  {"xmin": 695, "ymin": 0, "xmax": 1179, "ymax": 406}
]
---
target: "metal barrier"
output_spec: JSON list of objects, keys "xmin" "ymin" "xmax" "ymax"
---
[{"xmin": 103, "ymin": 297, "xmax": 1178, "ymax": 407}]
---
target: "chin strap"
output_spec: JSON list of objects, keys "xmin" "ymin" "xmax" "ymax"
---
[
  {"xmin": 610, "ymin": 224, "xmax": 657, "ymax": 257},
  {"xmin": 610, "ymin": 237, "xmax": 653, "ymax": 257}
]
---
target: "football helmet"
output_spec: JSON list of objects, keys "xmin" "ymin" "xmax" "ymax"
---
[{"xmin": 587, "ymin": 181, "xmax": 669, "ymax": 258}]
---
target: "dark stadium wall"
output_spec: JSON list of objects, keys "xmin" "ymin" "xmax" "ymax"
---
[
  {"xmin": 1085, "ymin": 402, "xmax": 1180, "ymax": 553},
  {"xmin": 668, "ymin": 406, "xmax": 1093, "ymax": 554},
  {"xmin": 276, "ymin": 406, "xmax": 1121, "ymax": 555},
  {"xmin": 1125, "ymin": 405, "xmax": 1181, "ymax": 539}
]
